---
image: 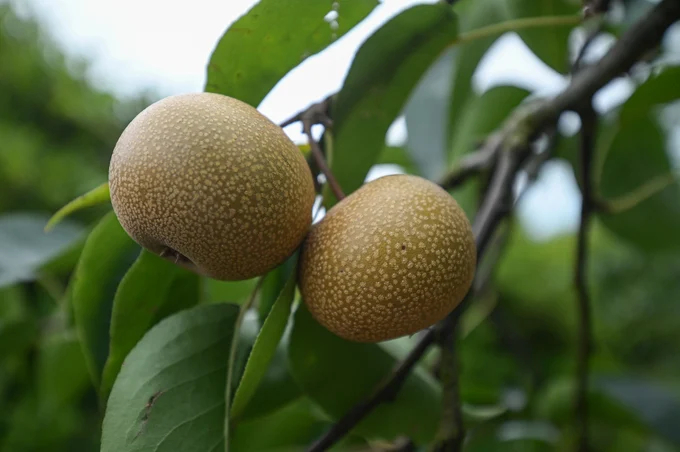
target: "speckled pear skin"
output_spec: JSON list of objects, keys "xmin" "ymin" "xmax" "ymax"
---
[
  {"xmin": 108, "ymin": 92, "xmax": 316, "ymax": 281},
  {"xmin": 299, "ymin": 174, "xmax": 476, "ymax": 343}
]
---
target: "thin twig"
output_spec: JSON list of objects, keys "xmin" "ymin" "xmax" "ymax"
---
[
  {"xmin": 572, "ymin": 21, "xmax": 604, "ymax": 73},
  {"xmin": 595, "ymin": 172, "xmax": 678, "ymax": 214},
  {"xmin": 438, "ymin": 141, "xmax": 499, "ymax": 190},
  {"xmin": 431, "ymin": 317, "xmax": 464, "ymax": 452},
  {"xmin": 302, "ymin": 119, "xmax": 346, "ymax": 201},
  {"xmin": 280, "ymin": 96, "xmax": 345, "ymax": 202},
  {"xmin": 574, "ymin": 104, "xmax": 596, "ymax": 452}
]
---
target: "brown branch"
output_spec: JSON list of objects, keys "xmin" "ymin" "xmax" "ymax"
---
[
  {"xmin": 574, "ymin": 105, "xmax": 596, "ymax": 452},
  {"xmin": 431, "ymin": 318, "xmax": 464, "ymax": 452},
  {"xmin": 305, "ymin": 2, "xmax": 680, "ymax": 449},
  {"xmin": 438, "ymin": 140, "xmax": 499, "ymax": 190},
  {"xmin": 280, "ymin": 95, "xmax": 345, "ymax": 201}
]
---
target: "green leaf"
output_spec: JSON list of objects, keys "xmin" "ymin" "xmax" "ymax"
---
[
  {"xmin": 596, "ymin": 376, "xmax": 680, "ymax": 445},
  {"xmin": 449, "ymin": 85, "xmax": 530, "ymax": 162},
  {"xmin": 44, "ymin": 182, "xmax": 110, "ymax": 232},
  {"xmin": 71, "ymin": 211, "xmax": 140, "ymax": 388},
  {"xmin": 37, "ymin": 330, "xmax": 90, "ymax": 410},
  {"xmin": 0, "ymin": 317, "xmax": 38, "ymax": 361},
  {"xmin": 596, "ymin": 66, "xmax": 680, "ymax": 252},
  {"xmin": 505, "ymin": 0, "xmax": 580, "ymax": 73},
  {"xmin": 598, "ymin": 119, "xmax": 680, "ymax": 251},
  {"xmin": 231, "ymin": 397, "xmax": 328, "ymax": 451},
  {"xmin": 329, "ymin": 3, "xmax": 459, "ymax": 204},
  {"xmin": 0, "ymin": 212, "xmax": 84, "ymax": 288},
  {"xmin": 288, "ymin": 304, "xmax": 441, "ymax": 444},
  {"xmin": 376, "ymin": 146, "xmax": 419, "ymax": 175},
  {"xmin": 101, "ymin": 303, "xmax": 240, "ymax": 452},
  {"xmin": 447, "ymin": 0, "xmax": 510, "ymax": 155},
  {"xmin": 404, "ymin": 48, "xmax": 456, "ymax": 180},
  {"xmin": 101, "ymin": 250, "xmax": 201, "ymax": 400},
  {"xmin": 259, "ymin": 253, "xmax": 297, "ymax": 323},
  {"xmin": 230, "ymin": 271, "xmax": 297, "ymax": 420},
  {"xmin": 205, "ymin": 0, "xmax": 377, "ymax": 107}
]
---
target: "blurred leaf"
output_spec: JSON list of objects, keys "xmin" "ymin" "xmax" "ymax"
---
[
  {"xmin": 449, "ymin": 85, "xmax": 531, "ymax": 162},
  {"xmin": 329, "ymin": 3, "xmax": 459, "ymax": 204},
  {"xmin": 71, "ymin": 211, "xmax": 140, "ymax": 387},
  {"xmin": 44, "ymin": 182, "xmax": 110, "ymax": 232},
  {"xmin": 405, "ymin": 48, "xmax": 456, "ymax": 180},
  {"xmin": 535, "ymin": 376, "xmax": 649, "ymax": 434},
  {"xmin": 205, "ymin": 0, "xmax": 377, "ymax": 106},
  {"xmin": 619, "ymin": 66, "xmax": 680, "ymax": 119},
  {"xmin": 0, "ymin": 212, "xmax": 84, "ymax": 288},
  {"xmin": 0, "ymin": 317, "xmax": 38, "ymax": 361},
  {"xmin": 465, "ymin": 422, "xmax": 558, "ymax": 452},
  {"xmin": 447, "ymin": 0, "xmax": 509, "ymax": 157},
  {"xmin": 231, "ymin": 397, "xmax": 327, "ymax": 451},
  {"xmin": 101, "ymin": 303, "xmax": 240, "ymax": 452},
  {"xmin": 597, "ymin": 66, "xmax": 680, "ymax": 252},
  {"xmin": 506, "ymin": 0, "xmax": 580, "ymax": 73},
  {"xmin": 231, "ymin": 271, "xmax": 296, "ymax": 420},
  {"xmin": 100, "ymin": 250, "xmax": 201, "ymax": 401},
  {"xmin": 37, "ymin": 330, "xmax": 90, "ymax": 410},
  {"xmin": 596, "ymin": 376, "xmax": 680, "ymax": 445},
  {"xmin": 288, "ymin": 304, "xmax": 441, "ymax": 444},
  {"xmin": 463, "ymin": 403, "xmax": 508, "ymax": 425},
  {"xmin": 598, "ymin": 119, "xmax": 680, "ymax": 251},
  {"xmin": 376, "ymin": 145, "xmax": 419, "ymax": 175}
]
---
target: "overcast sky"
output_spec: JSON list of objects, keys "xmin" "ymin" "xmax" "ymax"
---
[{"xmin": 15, "ymin": 0, "xmax": 597, "ymax": 239}]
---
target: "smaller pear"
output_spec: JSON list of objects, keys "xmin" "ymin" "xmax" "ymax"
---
[{"xmin": 299, "ymin": 174, "xmax": 476, "ymax": 343}]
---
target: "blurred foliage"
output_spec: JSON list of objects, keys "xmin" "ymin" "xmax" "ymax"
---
[{"xmin": 1, "ymin": 0, "xmax": 680, "ymax": 451}]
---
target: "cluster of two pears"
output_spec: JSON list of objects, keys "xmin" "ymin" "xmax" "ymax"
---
[{"xmin": 109, "ymin": 93, "xmax": 476, "ymax": 343}]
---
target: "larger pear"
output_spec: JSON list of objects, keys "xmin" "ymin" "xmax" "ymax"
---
[{"xmin": 109, "ymin": 92, "xmax": 316, "ymax": 281}]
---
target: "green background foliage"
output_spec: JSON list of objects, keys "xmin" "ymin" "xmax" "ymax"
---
[{"xmin": 1, "ymin": 0, "xmax": 680, "ymax": 451}]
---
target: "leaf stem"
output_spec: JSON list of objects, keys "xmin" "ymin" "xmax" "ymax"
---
[
  {"xmin": 224, "ymin": 276, "xmax": 266, "ymax": 452},
  {"xmin": 455, "ymin": 15, "xmax": 583, "ymax": 47},
  {"xmin": 596, "ymin": 172, "xmax": 678, "ymax": 214}
]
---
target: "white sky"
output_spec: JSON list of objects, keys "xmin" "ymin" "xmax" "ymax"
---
[{"xmin": 14, "ymin": 0, "xmax": 618, "ymax": 240}]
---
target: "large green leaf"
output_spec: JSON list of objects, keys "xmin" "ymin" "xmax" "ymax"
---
[
  {"xmin": 230, "ymin": 271, "xmax": 297, "ymax": 421},
  {"xmin": 288, "ymin": 304, "xmax": 441, "ymax": 445},
  {"xmin": 37, "ymin": 330, "xmax": 90, "ymax": 410},
  {"xmin": 101, "ymin": 303, "xmax": 240, "ymax": 452},
  {"xmin": 0, "ymin": 212, "xmax": 84, "ymax": 288},
  {"xmin": 329, "ymin": 3, "xmax": 459, "ymax": 204},
  {"xmin": 404, "ymin": 48, "xmax": 456, "ymax": 180},
  {"xmin": 506, "ymin": 0, "xmax": 580, "ymax": 74},
  {"xmin": 205, "ymin": 0, "xmax": 377, "ymax": 107},
  {"xmin": 597, "ymin": 66, "xmax": 680, "ymax": 252},
  {"xmin": 71, "ymin": 211, "xmax": 140, "ymax": 387},
  {"xmin": 101, "ymin": 250, "xmax": 201, "ymax": 400},
  {"xmin": 598, "ymin": 119, "xmax": 680, "ymax": 251},
  {"xmin": 447, "ymin": 0, "xmax": 510, "ymax": 157}
]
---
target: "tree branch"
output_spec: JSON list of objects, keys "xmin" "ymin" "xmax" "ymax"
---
[
  {"xmin": 305, "ymin": 2, "xmax": 680, "ymax": 449},
  {"xmin": 574, "ymin": 104, "xmax": 596, "ymax": 452},
  {"xmin": 431, "ymin": 318, "xmax": 464, "ymax": 452},
  {"xmin": 280, "ymin": 96, "xmax": 345, "ymax": 201}
]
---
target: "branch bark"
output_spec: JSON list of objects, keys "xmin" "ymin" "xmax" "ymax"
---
[{"xmin": 574, "ymin": 104, "xmax": 596, "ymax": 452}]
